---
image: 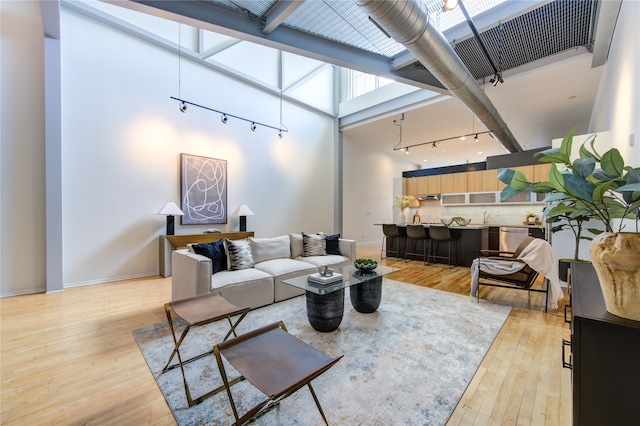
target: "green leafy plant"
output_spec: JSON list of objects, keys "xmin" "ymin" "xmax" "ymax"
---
[
  {"xmin": 354, "ymin": 258, "xmax": 377, "ymax": 265},
  {"xmin": 499, "ymin": 127, "xmax": 640, "ymax": 259},
  {"xmin": 393, "ymin": 195, "xmax": 417, "ymax": 210}
]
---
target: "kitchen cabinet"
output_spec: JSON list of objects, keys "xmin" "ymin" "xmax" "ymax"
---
[
  {"xmin": 482, "ymin": 169, "xmax": 499, "ymax": 191},
  {"xmin": 453, "ymin": 172, "xmax": 467, "ymax": 192},
  {"xmin": 466, "ymin": 171, "xmax": 484, "ymax": 192},
  {"xmin": 405, "ymin": 177, "xmax": 418, "ymax": 197},
  {"xmin": 440, "ymin": 173, "xmax": 454, "ymax": 194},
  {"xmin": 534, "ymin": 163, "xmax": 552, "ymax": 182},
  {"xmin": 569, "ymin": 263, "xmax": 640, "ymax": 425},
  {"xmin": 416, "ymin": 176, "xmax": 429, "ymax": 194},
  {"xmin": 427, "ymin": 175, "xmax": 441, "ymax": 194}
]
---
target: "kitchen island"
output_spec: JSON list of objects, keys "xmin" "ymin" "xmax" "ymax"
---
[{"xmin": 387, "ymin": 224, "xmax": 489, "ymax": 267}]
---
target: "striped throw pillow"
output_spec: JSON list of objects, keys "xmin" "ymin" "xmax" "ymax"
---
[
  {"xmin": 302, "ymin": 232, "xmax": 326, "ymax": 256},
  {"xmin": 224, "ymin": 239, "xmax": 254, "ymax": 270}
]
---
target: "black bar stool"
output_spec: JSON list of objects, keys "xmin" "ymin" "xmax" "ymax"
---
[
  {"xmin": 404, "ymin": 224, "xmax": 429, "ymax": 265},
  {"xmin": 381, "ymin": 224, "xmax": 401, "ymax": 260},
  {"xmin": 428, "ymin": 225, "xmax": 457, "ymax": 269}
]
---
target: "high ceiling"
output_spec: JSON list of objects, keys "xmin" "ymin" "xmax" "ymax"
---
[{"xmin": 111, "ymin": 0, "xmax": 614, "ymax": 167}]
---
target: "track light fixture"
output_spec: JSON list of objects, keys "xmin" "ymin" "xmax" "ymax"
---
[
  {"xmin": 170, "ymin": 97, "xmax": 287, "ymax": 137},
  {"xmin": 405, "ymin": 147, "xmax": 410, "ymax": 154},
  {"xmin": 393, "ymin": 131, "xmax": 492, "ymax": 152},
  {"xmin": 474, "ymin": 134, "xmax": 479, "ymax": 141}
]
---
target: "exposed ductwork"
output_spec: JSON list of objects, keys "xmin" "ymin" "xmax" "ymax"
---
[{"xmin": 356, "ymin": 0, "xmax": 523, "ymax": 153}]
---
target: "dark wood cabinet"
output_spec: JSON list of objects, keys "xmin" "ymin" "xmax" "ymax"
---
[
  {"xmin": 488, "ymin": 226, "xmax": 500, "ymax": 250},
  {"xmin": 570, "ymin": 263, "xmax": 640, "ymax": 425}
]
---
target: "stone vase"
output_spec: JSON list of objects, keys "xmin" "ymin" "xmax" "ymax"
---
[
  {"xmin": 590, "ymin": 232, "xmax": 640, "ymax": 321},
  {"xmin": 397, "ymin": 207, "xmax": 410, "ymax": 224}
]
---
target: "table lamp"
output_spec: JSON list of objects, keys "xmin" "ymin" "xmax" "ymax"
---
[
  {"xmin": 158, "ymin": 201, "xmax": 184, "ymax": 235},
  {"xmin": 232, "ymin": 204, "xmax": 254, "ymax": 232}
]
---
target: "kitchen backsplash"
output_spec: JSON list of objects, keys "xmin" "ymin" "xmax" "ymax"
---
[{"xmin": 412, "ymin": 200, "xmax": 546, "ymax": 226}]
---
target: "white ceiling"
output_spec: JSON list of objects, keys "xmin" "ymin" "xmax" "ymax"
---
[{"xmin": 342, "ymin": 52, "xmax": 603, "ymax": 169}]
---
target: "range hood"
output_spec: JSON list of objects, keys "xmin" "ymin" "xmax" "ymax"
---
[{"xmin": 417, "ymin": 194, "xmax": 440, "ymax": 201}]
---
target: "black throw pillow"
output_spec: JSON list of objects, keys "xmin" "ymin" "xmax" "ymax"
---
[
  {"xmin": 325, "ymin": 233, "xmax": 341, "ymax": 255},
  {"xmin": 192, "ymin": 240, "xmax": 227, "ymax": 274}
]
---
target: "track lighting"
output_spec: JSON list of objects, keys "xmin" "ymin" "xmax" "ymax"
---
[
  {"xmin": 405, "ymin": 147, "xmax": 410, "ymax": 154},
  {"xmin": 474, "ymin": 134, "xmax": 479, "ymax": 141},
  {"xmin": 278, "ymin": 132, "xmax": 283, "ymax": 139},
  {"xmin": 170, "ymin": 97, "xmax": 288, "ymax": 137},
  {"xmin": 393, "ymin": 131, "xmax": 492, "ymax": 152}
]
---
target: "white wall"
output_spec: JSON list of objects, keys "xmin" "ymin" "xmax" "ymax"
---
[
  {"xmin": 342, "ymin": 133, "xmax": 418, "ymax": 244},
  {"xmin": 0, "ymin": 1, "xmax": 47, "ymax": 296},
  {"xmin": 589, "ymin": 0, "xmax": 640, "ymax": 164},
  {"xmin": 0, "ymin": 3, "xmax": 338, "ymax": 295},
  {"xmin": 58, "ymin": 9, "xmax": 337, "ymax": 287}
]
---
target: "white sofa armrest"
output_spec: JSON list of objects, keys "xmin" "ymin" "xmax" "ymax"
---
[
  {"xmin": 339, "ymin": 238, "xmax": 356, "ymax": 261},
  {"xmin": 171, "ymin": 250, "xmax": 212, "ymax": 301}
]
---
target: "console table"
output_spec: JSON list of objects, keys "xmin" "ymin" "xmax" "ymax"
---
[
  {"xmin": 569, "ymin": 263, "xmax": 640, "ymax": 425},
  {"xmin": 159, "ymin": 232, "xmax": 254, "ymax": 277}
]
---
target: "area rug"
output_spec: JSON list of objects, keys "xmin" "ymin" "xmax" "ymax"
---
[{"xmin": 132, "ymin": 280, "xmax": 511, "ymax": 425}]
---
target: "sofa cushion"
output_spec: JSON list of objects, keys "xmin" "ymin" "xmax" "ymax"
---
[
  {"xmin": 324, "ymin": 233, "xmax": 341, "ymax": 255},
  {"xmin": 224, "ymin": 239, "xmax": 254, "ymax": 271},
  {"xmin": 290, "ymin": 233, "xmax": 303, "ymax": 258},
  {"xmin": 249, "ymin": 235, "xmax": 291, "ymax": 263},
  {"xmin": 254, "ymin": 258, "xmax": 316, "ymax": 278},
  {"xmin": 192, "ymin": 240, "xmax": 227, "ymax": 274},
  {"xmin": 295, "ymin": 254, "xmax": 350, "ymax": 268},
  {"xmin": 303, "ymin": 232, "xmax": 326, "ymax": 256}
]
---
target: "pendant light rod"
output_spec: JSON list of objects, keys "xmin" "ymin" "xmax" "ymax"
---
[
  {"xmin": 170, "ymin": 96, "xmax": 289, "ymax": 134},
  {"xmin": 393, "ymin": 130, "xmax": 493, "ymax": 151}
]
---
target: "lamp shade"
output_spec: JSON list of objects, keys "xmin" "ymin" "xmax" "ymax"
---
[
  {"xmin": 232, "ymin": 204, "xmax": 254, "ymax": 216},
  {"xmin": 158, "ymin": 201, "xmax": 184, "ymax": 216}
]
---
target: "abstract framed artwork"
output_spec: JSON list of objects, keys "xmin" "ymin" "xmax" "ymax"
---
[{"xmin": 180, "ymin": 153, "xmax": 227, "ymax": 225}]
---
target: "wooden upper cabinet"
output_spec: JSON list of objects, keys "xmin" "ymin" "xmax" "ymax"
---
[
  {"xmin": 416, "ymin": 176, "xmax": 429, "ymax": 194},
  {"xmin": 405, "ymin": 177, "xmax": 418, "ymax": 197},
  {"xmin": 427, "ymin": 175, "xmax": 441, "ymax": 194},
  {"xmin": 440, "ymin": 173, "xmax": 454, "ymax": 194},
  {"xmin": 482, "ymin": 169, "xmax": 499, "ymax": 191},
  {"xmin": 453, "ymin": 172, "xmax": 468, "ymax": 193},
  {"xmin": 533, "ymin": 163, "xmax": 552, "ymax": 182},
  {"xmin": 467, "ymin": 171, "xmax": 484, "ymax": 193}
]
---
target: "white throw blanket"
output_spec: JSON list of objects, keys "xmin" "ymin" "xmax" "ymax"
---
[{"xmin": 470, "ymin": 239, "xmax": 564, "ymax": 310}]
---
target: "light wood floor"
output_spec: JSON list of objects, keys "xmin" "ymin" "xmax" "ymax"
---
[{"xmin": 1, "ymin": 245, "xmax": 571, "ymax": 425}]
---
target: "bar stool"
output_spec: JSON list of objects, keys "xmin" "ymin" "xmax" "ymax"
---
[
  {"xmin": 381, "ymin": 224, "xmax": 401, "ymax": 260},
  {"xmin": 428, "ymin": 225, "xmax": 457, "ymax": 269},
  {"xmin": 405, "ymin": 224, "xmax": 429, "ymax": 265}
]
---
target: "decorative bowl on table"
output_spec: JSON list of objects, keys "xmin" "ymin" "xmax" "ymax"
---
[
  {"xmin": 354, "ymin": 258, "xmax": 377, "ymax": 271},
  {"xmin": 453, "ymin": 217, "xmax": 472, "ymax": 226},
  {"xmin": 440, "ymin": 218, "xmax": 453, "ymax": 226}
]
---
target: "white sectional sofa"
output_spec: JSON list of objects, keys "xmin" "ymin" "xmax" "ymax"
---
[{"xmin": 171, "ymin": 233, "xmax": 356, "ymax": 309}]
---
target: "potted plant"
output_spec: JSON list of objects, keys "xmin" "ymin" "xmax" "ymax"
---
[
  {"xmin": 393, "ymin": 195, "xmax": 417, "ymax": 224},
  {"xmin": 498, "ymin": 127, "xmax": 640, "ymax": 320}
]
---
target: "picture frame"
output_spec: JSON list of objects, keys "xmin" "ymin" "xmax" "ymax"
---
[{"xmin": 180, "ymin": 153, "xmax": 227, "ymax": 225}]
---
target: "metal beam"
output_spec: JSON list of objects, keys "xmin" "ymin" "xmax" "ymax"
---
[
  {"xmin": 110, "ymin": 0, "xmax": 446, "ymax": 92},
  {"xmin": 63, "ymin": 1, "xmax": 335, "ymax": 118},
  {"xmin": 262, "ymin": 0, "xmax": 304, "ymax": 34}
]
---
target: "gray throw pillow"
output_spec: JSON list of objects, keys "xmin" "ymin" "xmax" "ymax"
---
[
  {"xmin": 302, "ymin": 232, "xmax": 326, "ymax": 256},
  {"xmin": 224, "ymin": 238, "xmax": 254, "ymax": 270}
]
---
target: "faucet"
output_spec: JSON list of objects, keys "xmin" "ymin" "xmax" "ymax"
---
[{"xmin": 483, "ymin": 211, "xmax": 490, "ymax": 224}]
